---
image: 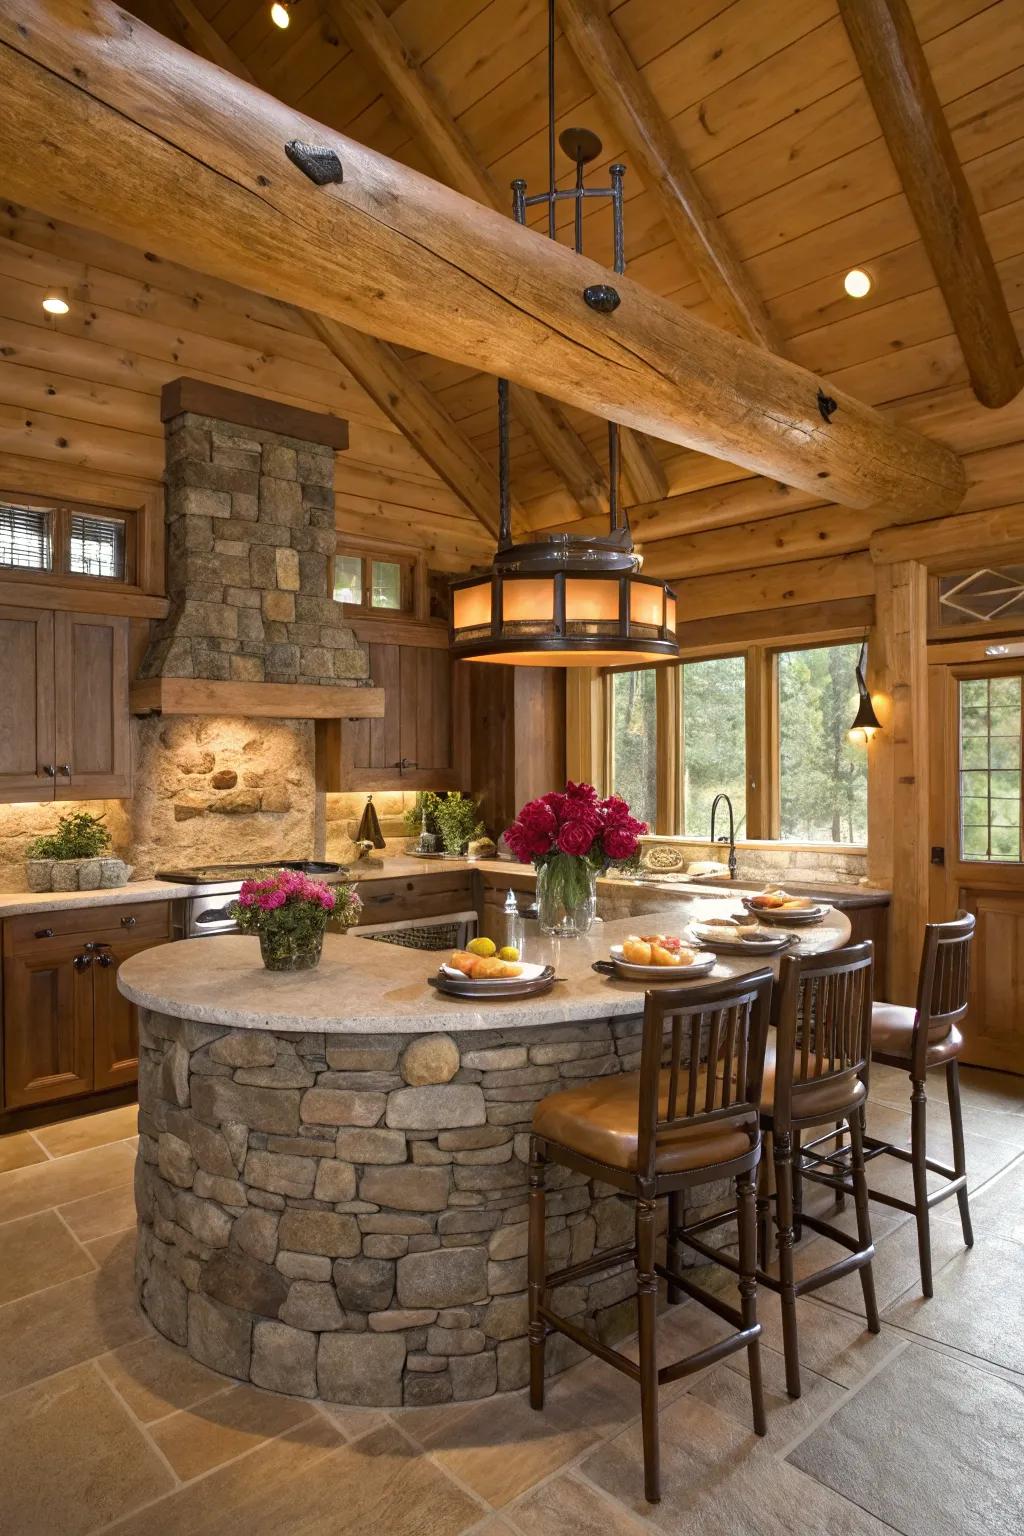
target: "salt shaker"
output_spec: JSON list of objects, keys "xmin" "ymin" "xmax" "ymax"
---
[{"xmin": 503, "ymin": 888, "xmax": 525, "ymax": 958}]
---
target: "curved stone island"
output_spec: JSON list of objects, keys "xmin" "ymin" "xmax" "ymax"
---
[{"xmin": 120, "ymin": 905, "xmax": 850, "ymax": 1408}]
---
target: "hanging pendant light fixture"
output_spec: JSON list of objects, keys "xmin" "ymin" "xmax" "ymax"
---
[
  {"xmin": 848, "ymin": 638, "xmax": 882, "ymax": 743},
  {"xmin": 449, "ymin": 1, "xmax": 679, "ymax": 668}
]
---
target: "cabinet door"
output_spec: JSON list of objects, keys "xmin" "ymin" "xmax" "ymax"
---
[
  {"xmin": 0, "ymin": 605, "xmax": 55, "ymax": 803},
  {"xmin": 53, "ymin": 612, "xmax": 131, "ymax": 799},
  {"xmin": 3, "ymin": 938, "xmax": 93, "ymax": 1108},
  {"xmin": 91, "ymin": 912, "xmax": 172, "ymax": 1092},
  {"xmin": 323, "ymin": 640, "xmax": 459, "ymax": 791}
]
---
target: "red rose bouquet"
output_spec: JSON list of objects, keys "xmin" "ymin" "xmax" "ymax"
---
[{"xmin": 505, "ymin": 782, "xmax": 647, "ymax": 935}]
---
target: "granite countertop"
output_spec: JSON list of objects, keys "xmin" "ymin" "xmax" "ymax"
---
[
  {"xmin": 117, "ymin": 904, "xmax": 852, "ymax": 1034},
  {"xmin": 0, "ymin": 877, "xmax": 196, "ymax": 916}
]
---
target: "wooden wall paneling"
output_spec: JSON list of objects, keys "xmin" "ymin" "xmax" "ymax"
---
[
  {"xmin": 672, "ymin": 598, "xmax": 875, "ymax": 657},
  {"xmin": 667, "ymin": 552, "xmax": 875, "ymax": 623}
]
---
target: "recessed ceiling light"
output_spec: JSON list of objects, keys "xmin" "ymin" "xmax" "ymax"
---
[
  {"xmin": 844, "ymin": 268, "xmax": 872, "ymax": 299},
  {"xmin": 270, "ymin": 1, "xmax": 291, "ymax": 27},
  {"xmin": 42, "ymin": 294, "xmax": 70, "ymax": 315}
]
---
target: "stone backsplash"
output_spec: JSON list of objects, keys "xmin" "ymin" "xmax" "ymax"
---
[{"xmin": 640, "ymin": 837, "xmax": 868, "ymax": 888}]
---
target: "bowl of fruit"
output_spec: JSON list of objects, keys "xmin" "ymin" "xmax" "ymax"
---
[
  {"xmin": 609, "ymin": 934, "xmax": 716, "ymax": 981},
  {"xmin": 430, "ymin": 936, "xmax": 557, "ymax": 999}
]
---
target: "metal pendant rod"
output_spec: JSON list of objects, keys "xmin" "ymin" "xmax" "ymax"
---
[
  {"xmin": 608, "ymin": 420, "xmax": 620, "ymax": 531},
  {"xmin": 498, "ymin": 376, "xmax": 512, "ymax": 549},
  {"xmin": 547, "ymin": 0, "xmax": 556, "ymax": 240}
]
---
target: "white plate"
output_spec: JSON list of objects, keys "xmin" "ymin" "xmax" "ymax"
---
[
  {"xmin": 742, "ymin": 899, "xmax": 830, "ymax": 925},
  {"xmin": 441, "ymin": 960, "xmax": 546, "ymax": 983},
  {"xmin": 609, "ymin": 945, "xmax": 716, "ymax": 980},
  {"xmin": 688, "ymin": 924, "xmax": 791, "ymax": 954}
]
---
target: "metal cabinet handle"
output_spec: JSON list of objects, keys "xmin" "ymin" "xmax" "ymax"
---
[
  {"xmin": 121, "ymin": 915, "xmax": 137, "ymax": 929},
  {"xmin": 58, "ymin": 764, "xmax": 72, "ymax": 777},
  {"xmin": 42, "ymin": 765, "xmax": 56, "ymax": 778},
  {"xmin": 96, "ymin": 953, "xmax": 114, "ymax": 968},
  {"xmin": 35, "ymin": 927, "xmax": 54, "ymax": 939},
  {"xmin": 73, "ymin": 953, "xmax": 93, "ymax": 971},
  {"xmin": 84, "ymin": 940, "xmax": 111, "ymax": 952}
]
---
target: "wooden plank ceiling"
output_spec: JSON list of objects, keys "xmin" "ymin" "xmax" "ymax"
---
[{"xmin": 0, "ymin": 0, "xmax": 1021, "ymax": 581}]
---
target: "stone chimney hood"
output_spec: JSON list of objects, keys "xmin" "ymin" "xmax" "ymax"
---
[{"xmin": 131, "ymin": 379, "xmax": 384, "ymax": 724}]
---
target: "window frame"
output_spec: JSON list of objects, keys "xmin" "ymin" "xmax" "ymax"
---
[
  {"xmin": 0, "ymin": 493, "xmax": 136, "ymax": 590},
  {"xmin": 600, "ymin": 626, "xmax": 868, "ymax": 850},
  {"xmin": 333, "ymin": 545, "xmax": 414, "ymax": 617}
]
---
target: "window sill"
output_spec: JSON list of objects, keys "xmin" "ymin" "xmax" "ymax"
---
[{"xmin": 639, "ymin": 835, "xmax": 868, "ymax": 855}]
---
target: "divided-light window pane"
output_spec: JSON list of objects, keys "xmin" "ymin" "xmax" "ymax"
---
[
  {"xmin": 609, "ymin": 668, "xmax": 657, "ymax": 830},
  {"xmin": 333, "ymin": 555, "xmax": 363, "ymax": 605},
  {"xmin": 959, "ymin": 676, "xmax": 1022, "ymax": 862},
  {"xmin": 778, "ymin": 643, "xmax": 867, "ymax": 843},
  {"xmin": 371, "ymin": 560, "xmax": 402, "ymax": 609},
  {"xmin": 68, "ymin": 513, "xmax": 125, "ymax": 579},
  {"xmin": 0, "ymin": 502, "xmax": 51, "ymax": 571},
  {"xmin": 680, "ymin": 656, "xmax": 746, "ymax": 838}
]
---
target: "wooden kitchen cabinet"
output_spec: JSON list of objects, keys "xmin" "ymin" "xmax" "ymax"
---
[
  {"xmin": 2, "ymin": 901, "xmax": 171, "ymax": 1110},
  {"xmin": 0, "ymin": 607, "xmax": 130, "ymax": 803},
  {"xmin": 317, "ymin": 626, "xmax": 463, "ymax": 792}
]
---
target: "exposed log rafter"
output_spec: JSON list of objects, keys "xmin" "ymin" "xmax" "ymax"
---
[
  {"xmin": 557, "ymin": 0, "xmax": 782, "ymax": 353},
  {"xmin": 0, "ymin": 0, "xmax": 966, "ymax": 519},
  {"xmin": 839, "ymin": 0, "xmax": 1023, "ymax": 410}
]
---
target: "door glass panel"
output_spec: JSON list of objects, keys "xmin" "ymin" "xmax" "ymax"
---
[
  {"xmin": 958, "ymin": 676, "xmax": 1022, "ymax": 862},
  {"xmin": 609, "ymin": 668, "xmax": 657, "ymax": 828}
]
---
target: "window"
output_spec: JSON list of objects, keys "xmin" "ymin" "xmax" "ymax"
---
[
  {"xmin": 935, "ymin": 564, "xmax": 1024, "ymax": 636},
  {"xmin": 679, "ymin": 656, "xmax": 746, "ymax": 838},
  {"xmin": 959, "ymin": 676, "xmax": 1022, "ymax": 862},
  {"xmin": 333, "ymin": 548, "xmax": 411, "ymax": 613},
  {"xmin": 0, "ymin": 497, "xmax": 130, "ymax": 585},
  {"xmin": 778, "ymin": 643, "xmax": 867, "ymax": 844},
  {"xmin": 608, "ymin": 668, "xmax": 657, "ymax": 829}
]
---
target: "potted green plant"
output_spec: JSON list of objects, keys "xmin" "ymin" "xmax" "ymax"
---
[
  {"xmin": 403, "ymin": 791, "xmax": 485, "ymax": 856},
  {"xmin": 229, "ymin": 869, "xmax": 361, "ymax": 971},
  {"xmin": 25, "ymin": 811, "xmax": 126, "ymax": 892}
]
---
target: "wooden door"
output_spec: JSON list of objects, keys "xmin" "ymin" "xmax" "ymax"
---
[
  {"xmin": 319, "ymin": 638, "xmax": 460, "ymax": 791},
  {"xmin": 92, "ymin": 930, "xmax": 166, "ymax": 1091},
  {"xmin": 0, "ymin": 604, "xmax": 55, "ymax": 803},
  {"xmin": 930, "ymin": 661, "xmax": 1024, "ymax": 1072},
  {"xmin": 3, "ymin": 937, "xmax": 94, "ymax": 1108},
  {"xmin": 54, "ymin": 611, "xmax": 131, "ymax": 799}
]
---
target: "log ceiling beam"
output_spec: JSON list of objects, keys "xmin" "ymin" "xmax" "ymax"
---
[
  {"xmin": 557, "ymin": 0, "xmax": 782, "ymax": 354},
  {"xmin": 323, "ymin": 0, "xmax": 645, "ymax": 521},
  {"xmin": 157, "ymin": 0, "xmax": 506, "ymax": 540},
  {"xmin": 838, "ymin": 0, "xmax": 1023, "ymax": 410},
  {"xmin": 0, "ymin": 0, "xmax": 965, "ymax": 517}
]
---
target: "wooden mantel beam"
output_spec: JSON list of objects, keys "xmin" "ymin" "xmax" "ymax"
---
[
  {"xmin": 557, "ymin": 0, "xmax": 781, "ymax": 353},
  {"xmin": 839, "ymin": 0, "xmax": 1023, "ymax": 410},
  {"xmin": 0, "ymin": 0, "xmax": 965, "ymax": 516},
  {"xmin": 324, "ymin": 0, "xmax": 611, "ymax": 520}
]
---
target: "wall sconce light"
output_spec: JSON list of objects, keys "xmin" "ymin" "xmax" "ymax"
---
[{"xmin": 848, "ymin": 638, "xmax": 882, "ymax": 744}]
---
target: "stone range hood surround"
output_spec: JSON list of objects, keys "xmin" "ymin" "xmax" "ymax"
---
[{"xmin": 136, "ymin": 380, "xmax": 379, "ymax": 720}]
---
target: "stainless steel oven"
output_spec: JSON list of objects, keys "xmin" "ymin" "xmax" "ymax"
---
[{"xmin": 157, "ymin": 861, "xmax": 348, "ymax": 939}]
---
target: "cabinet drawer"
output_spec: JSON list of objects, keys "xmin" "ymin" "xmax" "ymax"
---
[
  {"xmin": 4, "ymin": 900, "xmax": 172, "ymax": 954},
  {"xmin": 351, "ymin": 873, "xmax": 474, "ymax": 927}
]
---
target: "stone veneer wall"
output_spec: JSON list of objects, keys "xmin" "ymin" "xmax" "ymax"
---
[
  {"xmin": 140, "ymin": 410, "xmax": 367, "ymax": 686},
  {"xmin": 135, "ymin": 1009, "xmax": 715, "ymax": 1406},
  {"xmin": 641, "ymin": 837, "xmax": 868, "ymax": 886}
]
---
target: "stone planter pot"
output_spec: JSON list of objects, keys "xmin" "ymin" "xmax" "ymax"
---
[
  {"xmin": 25, "ymin": 858, "xmax": 54, "ymax": 892},
  {"xmin": 99, "ymin": 857, "xmax": 134, "ymax": 888},
  {"xmin": 76, "ymin": 859, "xmax": 103, "ymax": 890},
  {"xmin": 50, "ymin": 859, "xmax": 83, "ymax": 891}
]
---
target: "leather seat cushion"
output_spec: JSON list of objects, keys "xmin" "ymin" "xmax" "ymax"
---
[
  {"xmin": 532, "ymin": 1068, "xmax": 755, "ymax": 1174},
  {"xmin": 760, "ymin": 1033, "xmax": 866, "ymax": 1122},
  {"xmin": 871, "ymin": 1002, "xmax": 964, "ymax": 1066}
]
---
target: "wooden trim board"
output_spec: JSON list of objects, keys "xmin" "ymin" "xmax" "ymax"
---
[{"xmin": 131, "ymin": 678, "xmax": 385, "ymax": 718}]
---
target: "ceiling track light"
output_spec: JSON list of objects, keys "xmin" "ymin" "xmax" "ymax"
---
[
  {"xmin": 449, "ymin": 0, "xmax": 678, "ymax": 668},
  {"xmin": 844, "ymin": 268, "xmax": 872, "ymax": 299},
  {"xmin": 42, "ymin": 288, "xmax": 70, "ymax": 316},
  {"xmin": 270, "ymin": 0, "xmax": 295, "ymax": 28}
]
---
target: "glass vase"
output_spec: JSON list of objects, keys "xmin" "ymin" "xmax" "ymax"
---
[
  {"xmin": 535, "ymin": 855, "xmax": 598, "ymax": 938},
  {"xmin": 259, "ymin": 928, "xmax": 324, "ymax": 972}
]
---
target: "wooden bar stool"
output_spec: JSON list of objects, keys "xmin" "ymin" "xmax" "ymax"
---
[
  {"xmin": 863, "ymin": 911, "xmax": 976, "ymax": 1297},
  {"xmin": 527, "ymin": 969, "xmax": 773, "ymax": 1504},
  {"xmin": 757, "ymin": 942, "xmax": 879, "ymax": 1399}
]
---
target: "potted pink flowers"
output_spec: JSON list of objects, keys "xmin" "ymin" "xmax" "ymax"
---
[
  {"xmin": 230, "ymin": 869, "xmax": 361, "ymax": 972},
  {"xmin": 505, "ymin": 781, "xmax": 647, "ymax": 937}
]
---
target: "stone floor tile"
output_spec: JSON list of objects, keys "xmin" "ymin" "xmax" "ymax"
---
[
  {"xmin": 957, "ymin": 1066, "xmax": 1024, "ymax": 1117},
  {"xmin": 687, "ymin": 1340, "xmax": 847, "ymax": 1447},
  {"xmin": 319, "ymin": 1401, "xmax": 392, "ymax": 1441},
  {"xmin": 110, "ymin": 1421, "xmax": 482, "ymax": 1536},
  {"xmin": 86, "ymin": 1227, "xmax": 137, "ymax": 1266},
  {"xmin": 509, "ymin": 1470, "xmax": 651, "ymax": 1535},
  {"xmin": 391, "ymin": 1398, "xmax": 483, "ymax": 1448},
  {"xmin": 793, "ymin": 1206, "xmax": 968, "ymax": 1316},
  {"xmin": 0, "ymin": 1129, "xmax": 48, "ymax": 1174},
  {"xmin": 754, "ymin": 1291, "xmax": 903, "ymax": 1389},
  {"xmin": 32, "ymin": 1103, "xmax": 139, "ymax": 1158},
  {"xmin": 0, "ymin": 1239, "xmax": 149, "ymax": 1397},
  {"xmin": 882, "ymin": 1235, "xmax": 1024, "ymax": 1375},
  {"xmin": 582, "ymin": 1391, "xmax": 894, "ymax": 1533},
  {"xmin": 941, "ymin": 1149, "xmax": 1024, "ymax": 1244},
  {"xmin": 0, "ymin": 1208, "xmax": 96, "ymax": 1305},
  {"xmin": 151, "ymin": 1382, "xmax": 320, "ymax": 1480},
  {"xmin": 864, "ymin": 1100, "xmax": 1021, "ymax": 1188},
  {"xmin": 58, "ymin": 1178, "xmax": 138, "ymax": 1242},
  {"xmin": 0, "ymin": 1139, "xmax": 134, "ymax": 1223},
  {"xmin": 788, "ymin": 1342, "xmax": 1024, "ymax": 1536},
  {"xmin": 98, "ymin": 1334, "xmax": 228, "ymax": 1423},
  {"xmin": 0, "ymin": 1362, "xmax": 174, "ymax": 1536}
]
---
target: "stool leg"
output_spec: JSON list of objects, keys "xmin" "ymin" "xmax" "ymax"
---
[
  {"xmin": 792, "ymin": 1128, "xmax": 804, "ymax": 1242},
  {"xmin": 666, "ymin": 1191, "xmax": 684, "ymax": 1304},
  {"xmin": 910, "ymin": 1077, "xmax": 933, "ymax": 1297},
  {"xmin": 834, "ymin": 1120, "xmax": 847, "ymax": 1212},
  {"xmin": 946, "ymin": 1060, "xmax": 974, "ymax": 1250},
  {"xmin": 527, "ymin": 1140, "xmax": 547, "ymax": 1410},
  {"xmin": 736, "ymin": 1170, "xmax": 767, "ymax": 1436},
  {"xmin": 774, "ymin": 1131, "xmax": 801, "ymax": 1399},
  {"xmin": 636, "ymin": 1197, "xmax": 660, "ymax": 1504},
  {"xmin": 847, "ymin": 1111, "xmax": 880, "ymax": 1334},
  {"xmin": 756, "ymin": 1134, "xmax": 772, "ymax": 1271}
]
